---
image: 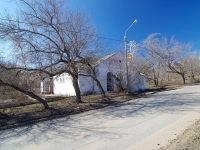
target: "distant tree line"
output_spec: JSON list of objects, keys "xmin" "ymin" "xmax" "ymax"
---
[{"xmin": 133, "ymin": 33, "xmax": 200, "ymax": 86}]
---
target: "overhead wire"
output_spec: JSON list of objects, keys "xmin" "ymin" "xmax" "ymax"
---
[{"xmin": 0, "ymin": 17, "xmax": 124, "ymax": 43}]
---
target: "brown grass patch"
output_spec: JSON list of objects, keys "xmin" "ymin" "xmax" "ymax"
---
[{"xmin": 0, "ymin": 84, "xmax": 183, "ymax": 130}]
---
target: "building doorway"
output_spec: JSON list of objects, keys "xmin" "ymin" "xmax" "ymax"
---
[{"xmin": 107, "ymin": 72, "xmax": 114, "ymax": 91}]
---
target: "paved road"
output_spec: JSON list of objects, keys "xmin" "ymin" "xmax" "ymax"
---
[{"xmin": 1, "ymin": 85, "xmax": 200, "ymax": 150}]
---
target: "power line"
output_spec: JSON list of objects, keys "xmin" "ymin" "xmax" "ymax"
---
[
  {"xmin": 95, "ymin": 36, "xmax": 123, "ymax": 42},
  {"xmin": 0, "ymin": 17, "xmax": 124, "ymax": 43}
]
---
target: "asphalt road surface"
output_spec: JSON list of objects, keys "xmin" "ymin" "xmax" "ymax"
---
[{"xmin": 1, "ymin": 85, "xmax": 200, "ymax": 150}]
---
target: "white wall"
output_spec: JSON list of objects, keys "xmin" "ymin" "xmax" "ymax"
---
[
  {"xmin": 129, "ymin": 72, "xmax": 146, "ymax": 92},
  {"xmin": 94, "ymin": 52, "xmax": 125, "ymax": 92},
  {"xmin": 78, "ymin": 75, "xmax": 94, "ymax": 94},
  {"xmin": 51, "ymin": 51, "xmax": 146, "ymax": 96},
  {"xmin": 53, "ymin": 73, "xmax": 75, "ymax": 96},
  {"xmin": 94, "ymin": 52, "xmax": 146, "ymax": 93}
]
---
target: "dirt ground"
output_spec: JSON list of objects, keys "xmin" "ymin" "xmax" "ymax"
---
[
  {"xmin": 0, "ymin": 86, "xmax": 175, "ymax": 129},
  {"xmin": 0, "ymin": 91, "xmax": 147, "ymax": 129},
  {"xmin": 1, "ymin": 85, "xmax": 200, "ymax": 149},
  {"xmin": 160, "ymin": 119, "xmax": 200, "ymax": 150}
]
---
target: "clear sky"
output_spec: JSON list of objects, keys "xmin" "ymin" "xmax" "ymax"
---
[
  {"xmin": 0, "ymin": 0, "xmax": 200, "ymax": 55},
  {"xmin": 67, "ymin": 0, "xmax": 200, "ymax": 51}
]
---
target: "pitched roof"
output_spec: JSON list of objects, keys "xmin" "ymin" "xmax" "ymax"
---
[
  {"xmin": 90, "ymin": 52, "xmax": 120, "ymax": 67},
  {"xmin": 78, "ymin": 51, "xmax": 123, "ymax": 70}
]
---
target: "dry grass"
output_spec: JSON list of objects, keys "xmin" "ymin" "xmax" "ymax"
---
[
  {"xmin": 160, "ymin": 120, "xmax": 200, "ymax": 150},
  {"xmin": 0, "ymin": 84, "xmax": 182, "ymax": 130}
]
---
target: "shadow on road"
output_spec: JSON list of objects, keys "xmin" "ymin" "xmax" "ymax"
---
[{"xmin": 1, "ymin": 87, "xmax": 200, "ymax": 149}]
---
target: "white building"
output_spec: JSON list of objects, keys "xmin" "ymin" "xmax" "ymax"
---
[{"xmin": 41, "ymin": 52, "xmax": 146, "ymax": 95}]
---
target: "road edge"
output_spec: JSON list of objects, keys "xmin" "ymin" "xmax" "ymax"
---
[{"xmin": 126, "ymin": 106, "xmax": 200, "ymax": 150}]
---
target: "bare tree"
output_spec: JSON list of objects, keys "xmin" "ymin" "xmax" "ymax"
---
[
  {"xmin": 0, "ymin": 61, "xmax": 49, "ymax": 108},
  {"xmin": 184, "ymin": 54, "xmax": 200, "ymax": 82},
  {"xmin": 140, "ymin": 33, "xmax": 165, "ymax": 86},
  {"xmin": 110, "ymin": 73, "xmax": 124, "ymax": 92},
  {"xmin": 0, "ymin": 0, "xmax": 102, "ymax": 105},
  {"xmin": 105, "ymin": 54, "xmax": 145, "ymax": 93},
  {"xmin": 78, "ymin": 57, "xmax": 106, "ymax": 98},
  {"xmin": 142, "ymin": 33, "xmax": 192, "ymax": 85}
]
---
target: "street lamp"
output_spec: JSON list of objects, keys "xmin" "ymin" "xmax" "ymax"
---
[{"xmin": 124, "ymin": 19, "xmax": 137, "ymax": 92}]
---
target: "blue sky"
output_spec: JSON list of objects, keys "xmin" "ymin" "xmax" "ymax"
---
[
  {"xmin": 67, "ymin": 0, "xmax": 200, "ymax": 51},
  {"xmin": 0, "ymin": 0, "xmax": 200, "ymax": 56}
]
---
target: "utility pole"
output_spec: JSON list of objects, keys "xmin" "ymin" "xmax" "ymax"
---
[{"xmin": 124, "ymin": 19, "xmax": 137, "ymax": 92}]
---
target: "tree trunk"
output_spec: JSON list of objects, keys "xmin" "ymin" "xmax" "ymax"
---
[
  {"xmin": 111, "ymin": 74, "xmax": 123, "ymax": 93},
  {"xmin": 72, "ymin": 74, "xmax": 82, "ymax": 103},
  {"xmin": 154, "ymin": 79, "xmax": 159, "ymax": 86},
  {"xmin": 49, "ymin": 77, "xmax": 54, "ymax": 94},
  {"xmin": 181, "ymin": 74, "xmax": 186, "ymax": 84},
  {"xmin": 0, "ymin": 80, "xmax": 49, "ymax": 109},
  {"xmin": 88, "ymin": 65, "xmax": 106, "ymax": 98},
  {"xmin": 154, "ymin": 79, "xmax": 156, "ymax": 86},
  {"xmin": 156, "ymin": 78, "xmax": 159, "ymax": 86},
  {"xmin": 116, "ymin": 79, "xmax": 123, "ymax": 93},
  {"xmin": 153, "ymin": 67, "xmax": 158, "ymax": 86},
  {"xmin": 93, "ymin": 77, "xmax": 106, "ymax": 98},
  {"xmin": 191, "ymin": 73, "xmax": 196, "ymax": 82}
]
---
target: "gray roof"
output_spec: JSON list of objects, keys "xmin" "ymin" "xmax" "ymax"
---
[
  {"xmin": 78, "ymin": 52, "xmax": 122, "ymax": 71},
  {"xmin": 90, "ymin": 52, "xmax": 119, "ymax": 67}
]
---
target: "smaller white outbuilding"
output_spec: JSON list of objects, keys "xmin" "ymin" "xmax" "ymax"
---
[{"xmin": 41, "ymin": 51, "xmax": 146, "ymax": 95}]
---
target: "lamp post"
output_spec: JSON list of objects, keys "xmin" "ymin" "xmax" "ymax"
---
[{"xmin": 124, "ymin": 19, "xmax": 137, "ymax": 92}]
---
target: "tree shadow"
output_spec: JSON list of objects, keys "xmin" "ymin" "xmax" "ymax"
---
[{"xmin": 0, "ymin": 88, "xmax": 200, "ymax": 149}]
